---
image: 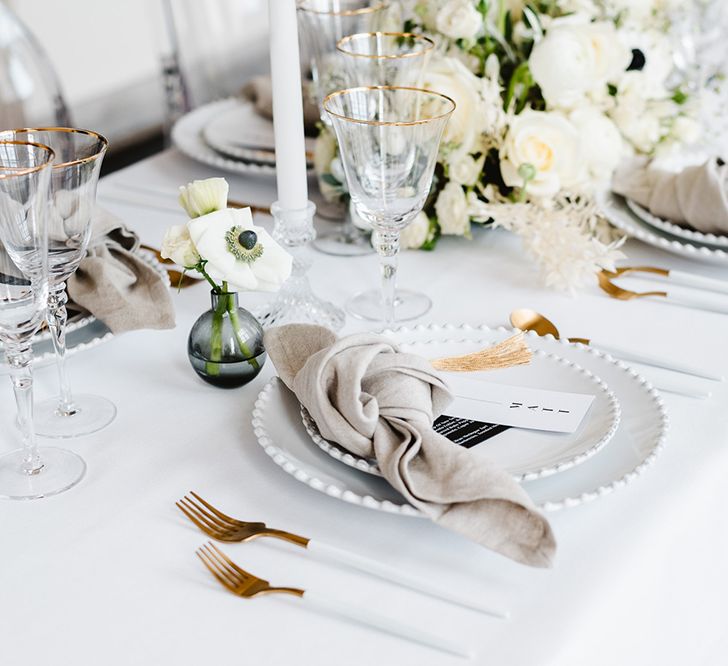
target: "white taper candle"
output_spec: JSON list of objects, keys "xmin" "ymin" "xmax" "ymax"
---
[{"xmin": 268, "ymin": 0, "xmax": 309, "ymax": 211}]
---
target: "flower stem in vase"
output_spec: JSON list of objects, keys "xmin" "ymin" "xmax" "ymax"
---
[
  {"xmin": 226, "ymin": 300, "xmax": 260, "ymax": 371},
  {"xmin": 205, "ymin": 293, "xmax": 228, "ymax": 376}
]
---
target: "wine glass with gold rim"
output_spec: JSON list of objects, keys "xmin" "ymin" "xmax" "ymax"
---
[
  {"xmin": 0, "ymin": 128, "xmax": 111, "ymax": 438},
  {"xmin": 297, "ymin": 0, "xmax": 389, "ymax": 257},
  {"xmin": 0, "ymin": 139, "xmax": 87, "ymax": 499},
  {"xmin": 323, "ymin": 86, "xmax": 455, "ymax": 324}
]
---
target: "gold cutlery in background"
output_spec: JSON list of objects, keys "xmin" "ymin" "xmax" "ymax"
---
[
  {"xmin": 177, "ymin": 492, "xmax": 507, "ymax": 618},
  {"xmin": 196, "ymin": 541, "xmax": 470, "ymax": 657},
  {"xmin": 510, "ymin": 308, "xmax": 719, "ymax": 396}
]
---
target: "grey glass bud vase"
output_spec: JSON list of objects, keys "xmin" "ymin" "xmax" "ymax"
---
[{"xmin": 187, "ymin": 291, "xmax": 266, "ymax": 388}]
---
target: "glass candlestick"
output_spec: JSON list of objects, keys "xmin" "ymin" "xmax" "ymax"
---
[{"xmin": 256, "ymin": 201, "xmax": 345, "ymax": 330}]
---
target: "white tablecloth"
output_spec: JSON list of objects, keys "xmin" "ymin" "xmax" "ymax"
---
[{"xmin": 2, "ymin": 149, "xmax": 727, "ymax": 666}]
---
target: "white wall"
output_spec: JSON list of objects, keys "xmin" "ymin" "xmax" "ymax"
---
[{"xmin": 7, "ymin": 0, "xmax": 269, "ymax": 147}]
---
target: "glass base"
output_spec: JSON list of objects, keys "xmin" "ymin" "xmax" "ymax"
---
[
  {"xmin": 0, "ymin": 447, "xmax": 86, "ymax": 500},
  {"xmin": 346, "ymin": 288, "xmax": 432, "ymax": 323},
  {"xmin": 312, "ymin": 228, "xmax": 374, "ymax": 257},
  {"xmin": 34, "ymin": 394, "xmax": 117, "ymax": 439},
  {"xmin": 256, "ymin": 285, "xmax": 346, "ymax": 331}
]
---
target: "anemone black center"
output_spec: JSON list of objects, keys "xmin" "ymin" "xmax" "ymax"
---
[{"xmin": 238, "ymin": 230, "xmax": 258, "ymax": 250}]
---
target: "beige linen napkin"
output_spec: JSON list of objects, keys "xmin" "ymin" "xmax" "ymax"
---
[
  {"xmin": 66, "ymin": 208, "xmax": 175, "ymax": 334},
  {"xmin": 241, "ymin": 75, "xmax": 320, "ymax": 134},
  {"xmin": 265, "ymin": 324, "xmax": 556, "ymax": 568},
  {"xmin": 612, "ymin": 157, "xmax": 728, "ymax": 235}
]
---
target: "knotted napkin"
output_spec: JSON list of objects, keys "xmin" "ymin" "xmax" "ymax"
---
[
  {"xmin": 66, "ymin": 208, "xmax": 175, "ymax": 334},
  {"xmin": 265, "ymin": 324, "xmax": 556, "ymax": 568},
  {"xmin": 612, "ymin": 157, "xmax": 728, "ymax": 235}
]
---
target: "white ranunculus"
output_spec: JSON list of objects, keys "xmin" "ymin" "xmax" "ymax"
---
[
  {"xmin": 435, "ymin": 181, "xmax": 470, "ymax": 236},
  {"xmin": 500, "ymin": 110, "xmax": 583, "ymax": 199},
  {"xmin": 435, "ymin": 0, "xmax": 483, "ymax": 41},
  {"xmin": 529, "ymin": 21, "xmax": 630, "ymax": 109},
  {"xmin": 178, "ymin": 178, "xmax": 229, "ymax": 218},
  {"xmin": 187, "ymin": 208, "xmax": 292, "ymax": 292},
  {"xmin": 448, "ymin": 153, "xmax": 484, "ymax": 186},
  {"xmin": 161, "ymin": 224, "xmax": 201, "ymax": 268},
  {"xmin": 400, "ymin": 211, "xmax": 430, "ymax": 249},
  {"xmin": 422, "ymin": 56, "xmax": 486, "ymax": 157},
  {"xmin": 569, "ymin": 107, "xmax": 624, "ymax": 184}
]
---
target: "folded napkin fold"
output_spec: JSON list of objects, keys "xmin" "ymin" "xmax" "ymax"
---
[
  {"xmin": 66, "ymin": 208, "xmax": 175, "ymax": 334},
  {"xmin": 265, "ymin": 324, "xmax": 556, "ymax": 568},
  {"xmin": 241, "ymin": 75, "xmax": 320, "ymax": 135},
  {"xmin": 612, "ymin": 157, "xmax": 728, "ymax": 235}
]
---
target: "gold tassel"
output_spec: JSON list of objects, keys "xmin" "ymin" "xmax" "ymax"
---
[{"xmin": 430, "ymin": 332, "xmax": 532, "ymax": 372}]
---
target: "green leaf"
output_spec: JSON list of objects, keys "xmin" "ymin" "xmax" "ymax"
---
[
  {"xmin": 320, "ymin": 173, "xmax": 343, "ymax": 187},
  {"xmin": 672, "ymin": 89, "xmax": 688, "ymax": 105},
  {"xmin": 607, "ymin": 83, "xmax": 618, "ymax": 97}
]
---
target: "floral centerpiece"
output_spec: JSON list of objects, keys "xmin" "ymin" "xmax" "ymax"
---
[
  {"xmin": 161, "ymin": 178, "xmax": 292, "ymax": 387},
  {"xmin": 316, "ymin": 0, "xmax": 702, "ymax": 291}
]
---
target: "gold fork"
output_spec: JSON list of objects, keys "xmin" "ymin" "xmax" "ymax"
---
[
  {"xmin": 177, "ymin": 492, "xmax": 507, "ymax": 618},
  {"xmin": 196, "ymin": 541, "xmax": 470, "ymax": 657}
]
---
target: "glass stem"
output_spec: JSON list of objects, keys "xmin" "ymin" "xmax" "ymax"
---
[
  {"xmin": 6, "ymin": 342, "xmax": 42, "ymax": 475},
  {"xmin": 47, "ymin": 284, "xmax": 77, "ymax": 417},
  {"xmin": 374, "ymin": 229, "xmax": 400, "ymax": 326}
]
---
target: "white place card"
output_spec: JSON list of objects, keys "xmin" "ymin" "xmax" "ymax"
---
[{"xmin": 443, "ymin": 376, "xmax": 596, "ymax": 434}]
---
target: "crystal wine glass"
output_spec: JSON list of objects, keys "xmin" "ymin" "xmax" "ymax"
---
[
  {"xmin": 337, "ymin": 32, "xmax": 434, "ymax": 89},
  {"xmin": 323, "ymin": 87, "xmax": 455, "ymax": 324},
  {"xmin": 297, "ymin": 0, "xmax": 388, "ymax": 257},
  {"xmin": 0, "ymin": 140, "xmax": 86, "ymax": 499},
  {"xmin": 0, "ymin": 128, "xmax": 111, "ymax": 438}
]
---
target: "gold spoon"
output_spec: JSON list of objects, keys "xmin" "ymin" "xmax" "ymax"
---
[{"xmin": 509, "ymin": 308, "xmax": 721, "ymax": 386}]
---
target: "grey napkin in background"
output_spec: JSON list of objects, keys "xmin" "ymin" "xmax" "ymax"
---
[
  {"xmin": 613, "ymin": 157, "xmax": 728, "ymax": 235},
  {"xmin": 241, "ymin": 75, "xmax": 320, "ymax": 135},
  {"xmin": 67, "ymin": 208, "xmax": 175, "ymax": 334},
  {"xmin": 265, "ymin": 324, "xmax": 556, "ymax": 568}
]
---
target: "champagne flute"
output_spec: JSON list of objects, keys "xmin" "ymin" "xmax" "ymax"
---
[
  {"xmin": 323, "ymin": 86, "xmax": 455, "ymax": 324},
  {"xmin": 0, "ymin": 128, "xmax": 111, "ymax": 438},
  {"xmin": 0, "ymin": 140, "xmax": 86, "ymax": 499},
  {"xmin": 297, "ymin": 0, "xmax": 388, "ymax": 257}
]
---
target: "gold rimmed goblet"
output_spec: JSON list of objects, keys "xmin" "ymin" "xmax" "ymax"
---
[
  {"xmin": 0, "ymin": 128, "xmax": 111, "ymax": 438},
  {"xmin": 323, "ymin": 86, "xmax": 455, "ymax": 324},
  {"xmin": 0, "ymin": 139, "xmax": 87, "ymax": 499}
]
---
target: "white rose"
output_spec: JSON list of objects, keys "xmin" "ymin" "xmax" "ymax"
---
[
  {"xmin": 435, "ymin": 0, "xmax": 483, "ymax": 41},
  {"xmin": 178, "ymin": 177, "xmax": 228, "ymax": 218},
  {"xmin": 530, "ymin": 22, "xmax": 629, "ymax": 110},
  {"xmin": 448, "ymin": 153, "xmax": 484, "ymax": 186},
  {"xmin": 569, "ymin": 107, "xmax": 624, "ymax": 184},
  {"xmin": 435, "ymin": 181, "xmax": 470, "ymax": 235},
  {"xmin": 400, "ymin": 211, "xmax": 430, "ymax": 249},
  {"xmin": 500, "ymin": 110, "xmax": 582, "ymax": 199},
  {"xmin": 422, "ymin": 56, "xmax": 486, "ymax": 156},
  {"xmin": 161, "ymin": 224, "xmax": 200, "ymax": 268},
  {"xmin": 187, "ymin": 208, "xmax": 292, "ymax": 292}
]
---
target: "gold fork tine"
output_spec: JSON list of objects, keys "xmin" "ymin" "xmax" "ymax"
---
[
  {"xmin": 182, "ymin": 495, "xmax": 236, "ymax": 531},
  {"xmin": 203, "ymin": 543, "xmax": 250, "ymax": 588},
  {"xmin": 207, "ymin": 541, "xmax": 254, "ymax": 579},
  {"xmin": 199, "ymin": 543, "xmax": 243, "ymax": 588},
  {"xmin": 189, "ymin": 491, "xmax": 242, "ymax": 526},
  {"xmin": 176, "ymin": 500, "xmax": 227, "ymax": 538},
  {"xmin": 196, "ymin": 548, "xmax": 236, "ymax": 591}
]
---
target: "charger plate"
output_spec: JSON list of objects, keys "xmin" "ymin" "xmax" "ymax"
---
[
  {"xmin": 625, "ymin": 198, "xmax": 728, "ymax": 249},
  {"xmin": 301, "ymin": 344, "xmax": 621, "ymax": 482},
  {"xmin": 598, "ymin": 190, "xmax": 728, "ymax": 265},
  {"xmin": 252, "ymin": 324, "xmax": 668, "ymax": 512}
]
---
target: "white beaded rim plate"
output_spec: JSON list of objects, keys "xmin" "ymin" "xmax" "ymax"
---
[
  {"xmin": 625, "ymin": 198, "xmax": 728, "ymax": 249},
  {"xmin": 300, "ymin": 346, "xmax": 622, "ymax": 483},
  {"xmin": 598, "ymin": 190, "xmax": 728, "ymax": 265},
  {"xmin": 0, "ymin": 249, "xmax": 169, "ymax": 373},
  {"xmin": 252, "ymin": 324, "xmax": 669, "ymax": 512},
  {"xmin": 172, "ymin": 98, "xmax": 314, "ymax": 177}
]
